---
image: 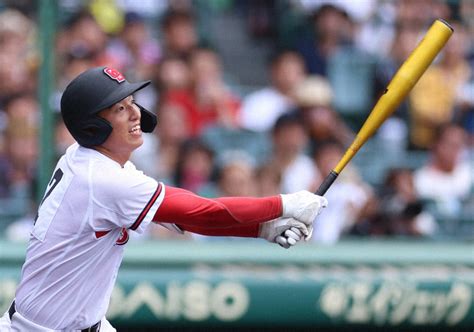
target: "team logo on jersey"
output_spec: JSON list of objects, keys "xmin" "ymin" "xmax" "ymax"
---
[
  {"xmin": 95, "ymin": 228, "xmax": 129, "ymax": 245},
  {"xmin": 103, "ymin": 67, "xmax": 125, "ymax": 83},
  {"xmin": 116, "ymin": 228, "xmax": 129, "ymax": 246}
]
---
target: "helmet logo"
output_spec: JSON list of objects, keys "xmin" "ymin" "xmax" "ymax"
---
[{"xmin": 103, "ymin": 67, "xmax": 125, "ymax": 83}]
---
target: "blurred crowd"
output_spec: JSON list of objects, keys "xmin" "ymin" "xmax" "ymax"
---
[{"xmin": 0, "ymin": 0, "xmax": 472, "ymax": 244}]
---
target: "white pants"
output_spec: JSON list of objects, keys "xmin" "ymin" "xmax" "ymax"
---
[{"xmin": 0, "ymin": 309, "xmax": 116, "ymax": 332}]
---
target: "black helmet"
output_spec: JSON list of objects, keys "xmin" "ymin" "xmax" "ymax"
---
[{"xmin": 60, "ymin": 66, "xmax": 157, "ymax": 148}]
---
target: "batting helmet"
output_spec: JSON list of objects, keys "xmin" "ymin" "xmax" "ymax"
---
[{"xmin": 61, "ymin": 66, "xmax": 157, "ymax": 148}]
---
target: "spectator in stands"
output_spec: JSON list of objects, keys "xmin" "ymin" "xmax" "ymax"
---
[
  {"xmin": 311, "ymin": 141, "xmax": 373, "ymax": 244},
  {"xmin": 414, "ymin": 124, "xmax": 471, "ymax": 217},
  {"xmin": 267, "ymin": 112, "xmax": 318, "ymax": 194},
  {"xmin": 107, "ymin": 11, "xmax": 161, "ymax": 81},
  {"xmin": 396, "ymin": 0, "xmax": 451, "ymax": 30},
  {"xmin": 292, "ymin": 75, "xmax": 353, "ymax": 150},
  {"xmin": 132, "ymin": 101, "xmax": 191, "ymax": 183},
  {"xmin": 295, "ymin": 4, "xmax": 354, "ymax": 76},
  {"xmin": 132, "ymin": 56, "xmax": 192, "ymax": 182},
  {"xmin": 0, "ymin": 9, "xmax": 34, "ymax": 59},
  {"xmin": 215, "ymin": 151, "xmax": 258, "ymax": 197},
  {"xmin": 52, "ymin": 46, "xmax": 97, "ymax": 114},
  {"xmin": 173, "ymin": 139, "xmax": 216, "ymax": 194},
  {"xmin": 355, "ymin": 2, "xmax": 396, "ymax": 59},
  {"xmin": 60, "ymin": 46, "xmax": 96, "ymax": 87},
  {"xmin": 409, "ymin": 22, "xmax": 471, "ymax": 149},
  {"xmin": 4, "ymin": 94, "xmax": 39, "ymax": 186},
  {"xmin": 240, "ymin": 50, "xmax": 306, "ymax": 132},
  {"xmin": 375, "ymin": 24, "xmax": 421, "ymax": 128},
  {"xmin": 460, "ymin": 0, "xmax": 474, "ymax": 38},
  {"xmin": 456, "ymin": 76, "xmax": 474, "ymax": 140},
  {"xmin": 163, "ymin": 47, "xmax": 241, "ymax": 136},
  {"xmin": 0, "ymin": 56, "xmax": 36, "ymax": 110},
  {"xmin": 255, "ymin": 163, "xmax": 282, "ymax": 197},
  {"xmin": 353, "ymin": 168, "xmax": 437, "ymax": 237},
  {"xmin": 190, "ymin": 150, "xmax": 259, "ymax": 243},
  {"xmin": 0, "ymin": 9, "xmax": 36, "ymax": 106},
  {"xmin": 160, "ymin": 9, "xmax": 199, "ymax": 59},
  {"xmin": 56, "ymin": 10, "xmax": 120, "ymax": 69},
  {"xmin": 154, "ymin": 55, "xmax": 191, "ymax": 97},
  {"xmin": 189, "ymin": 47, "xmax": 241, "ymax": 129}
]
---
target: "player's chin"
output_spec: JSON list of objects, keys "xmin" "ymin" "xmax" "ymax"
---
[{"xmin": 129, "ymin": 135, "xmax": 144, "ymax": 149}]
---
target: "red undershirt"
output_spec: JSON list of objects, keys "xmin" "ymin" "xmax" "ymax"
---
[{"xmin": 152, "ymin": 186, "xmax": 282, "ymax": 237}]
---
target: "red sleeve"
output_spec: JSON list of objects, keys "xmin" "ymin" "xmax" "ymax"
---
[
  {"xmin": 152, "ymin": 186, "xmax": 282, "ymax": 229},
  {"xmin": 177, "ymin": 223, "xmax": 260, "ymax": 237}
]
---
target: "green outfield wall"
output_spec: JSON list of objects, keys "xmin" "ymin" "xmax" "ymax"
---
[{"xmin": 0, "ymin": 239, "xmax": 473, "ymax": 329}]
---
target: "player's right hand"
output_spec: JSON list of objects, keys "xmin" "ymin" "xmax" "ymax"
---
[
  {"xmin": 275, "ymin": 226, "xmax": 305, "ymax": 248},
  {"xmin": 258, "ymin": 217, "xmax": 309, "ymax": 248},
  {"xmin": 280, "ymin": 191, "xmax": 328, "ymax": 226}
]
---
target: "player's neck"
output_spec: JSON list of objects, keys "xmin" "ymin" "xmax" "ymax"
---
[{"xmin": 93, "ymin": 145, "xmax": 130, "ymax": 167}]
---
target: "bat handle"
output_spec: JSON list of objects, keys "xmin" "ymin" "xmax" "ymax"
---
[{"xmin": 315, "ymin": 171, "xmax": 339, "ymax": 196}]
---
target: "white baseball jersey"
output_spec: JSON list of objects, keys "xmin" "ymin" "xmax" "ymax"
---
[{"xmin": 14, "ymin": 143, "xmax": 164, "ymax": 330}]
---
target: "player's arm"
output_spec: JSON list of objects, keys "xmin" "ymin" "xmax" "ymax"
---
[
  {"xmin": 176, "ymin": 223, "xmax": 259, "ymax": 237},
  {"xmin": 152, "ymin": 186, "xmax": 327, "ymax": 232},
  {"xmin": 174, "ymin": 220, "xmax": 308, "ymax": 249},
  {"xmin": 152, "ymin": 186, "xmax": 282, "ymax": 229}
]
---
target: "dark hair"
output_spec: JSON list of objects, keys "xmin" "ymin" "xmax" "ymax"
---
[
  {"xmin": 272, "ymin": 111, "xmax": 305, "ymax": 134},
  {"xmin": 124, "ymin": 11, "xmax": 144, "ymax": 25},
  {"xmin": 311, "ymin": 4, "xmax": 349, "ymax": 22},
  {"xmin": 65, "ymin": 45, "xmax": 96, "ymax": 63},
  {"xmin": 311, "ymin": 139, "xmax": 343, "ymax": 159},
  {"xmin": 161, "ymin": 9, "xmax": 195, "ymax": 30},
  {"xmin": 64, "ymin": 10, "xmax": 96, "ymax": 29},
  {"xmin": 173, "ymin": 139, "xmax": 215, "ymax": 187},
  {"xmin": 433, "ymin": 123, "xmax": 465, "ymax": 145},
  {"xmin": 268, "ymin": 48, "xmax": 303, "ymax": 68},
  {"xmin": 384, "ymin": 167, "xmax": 413, "ymax": 187}
]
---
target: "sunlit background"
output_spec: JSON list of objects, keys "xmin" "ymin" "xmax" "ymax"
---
[{"xmin": 0, "ymin": 0, "xmax": 472, "ymax": 331}]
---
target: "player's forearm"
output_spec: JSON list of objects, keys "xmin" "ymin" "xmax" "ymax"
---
[
  {"xmin": 177, "ymin": 223, "xmax": 259, "ymax": 237},
  {"xmin": 152, "ymin": 186, "xmax": 282, "ymax": 228}
]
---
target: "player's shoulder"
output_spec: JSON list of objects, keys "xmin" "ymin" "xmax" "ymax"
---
[
  {"xmin": 92, "ymin": 156, "xmax": 157, "ymax": 197},
  {"xmin": 62, "ymin": 144, "xmax": 157, "ymax": 189}
]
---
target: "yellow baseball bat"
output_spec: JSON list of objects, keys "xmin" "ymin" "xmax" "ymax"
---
[{"xmin": 316, "ymin": 19, "xmax": 453, "ymax": 196}]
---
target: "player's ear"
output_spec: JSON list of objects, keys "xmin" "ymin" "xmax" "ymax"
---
[{"xmin": 77, "ymin": 117, "xmax": 113, "ymax": 148}]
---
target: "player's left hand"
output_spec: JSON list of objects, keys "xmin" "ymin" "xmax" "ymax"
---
[
  {"xmin": 280, "ymin": 191, "xmax": 328, "ymax": 226},
  {"xmin": 259, "ymin": 217, "xmax": 310, "ymax": 249}
]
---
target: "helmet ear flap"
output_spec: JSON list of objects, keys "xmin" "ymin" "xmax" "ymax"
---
[
  {"xmin": 136, "ymin": 103, "xmax": 157, "ymax": 133},
  {"xmin": 76, "ymin": 117, "xmax": 112, "ymax": 148}
]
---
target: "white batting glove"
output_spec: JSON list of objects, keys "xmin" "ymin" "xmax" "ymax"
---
[
  {"xmin": 275, "ymin": 227, "xmax": 304, "ymax": 248},
  {"xmin": 280, "ymin": 191, "xmax": 328, "ymax": 227},
  {"xmin": 259, "ymin": 217, "xmax": 309, "ymax": 249}
]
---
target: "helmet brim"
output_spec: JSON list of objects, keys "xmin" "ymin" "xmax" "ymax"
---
[{"xmin": 94, "ymin": 80, "xmax": 151, "ymax": 113}]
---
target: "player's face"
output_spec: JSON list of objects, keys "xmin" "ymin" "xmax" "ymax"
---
[{"xmin": 95, "ymin": 95, "xmax": 143, "ymax": 165}]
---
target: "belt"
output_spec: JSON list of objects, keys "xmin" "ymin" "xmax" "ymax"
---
[{"xmin": 8, "ymin": 301, "xmax": 101, "ymax": 332}]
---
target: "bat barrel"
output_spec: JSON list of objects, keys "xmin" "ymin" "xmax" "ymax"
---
[
  {"xmin": 316, "ymin": 19, "xmax": 453, "ymax": 196},
  {"xmin": 437, "ymin": 18, "xmax": 454, "ymax": 32},
  {"xmin": 355, "ymin": 19, "xmax": 453, "ymax": 142}
]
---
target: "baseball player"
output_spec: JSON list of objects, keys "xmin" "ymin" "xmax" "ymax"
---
[{"xmin": 0, "ymin": 67, "xmax": 327, "ymax": 331}]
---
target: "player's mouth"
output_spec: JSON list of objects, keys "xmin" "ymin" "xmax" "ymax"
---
[{"xmin": 129, "ymin": 124, "xmax": 141, "ymax": 136}]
